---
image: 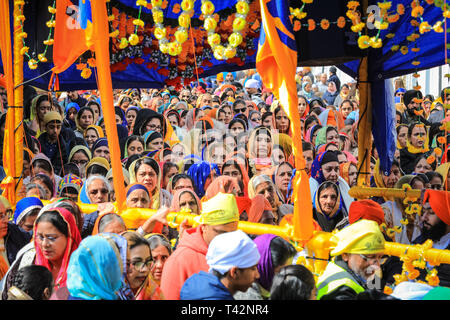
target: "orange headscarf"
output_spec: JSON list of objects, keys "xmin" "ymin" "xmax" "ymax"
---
[
  {"xmin": 203, "ymin": 176, "xmax": 241, "ymax": 201},
  {"xmin": 247, "ymin": 194, "xmax": 272, "ymax": 223},
  {"xmin": 170, "ymin": 188, "xmax": 201, "ymax": 214}
]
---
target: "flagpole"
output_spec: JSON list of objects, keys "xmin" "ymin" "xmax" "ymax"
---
[{"xmin": 90, "ymin": 0, "xmax": 126, "ymax": 212}]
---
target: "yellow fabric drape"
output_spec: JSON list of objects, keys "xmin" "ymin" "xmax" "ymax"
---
[
  {"xmin": 90, "ymin": 0, "xmax": 126, "ymax": 212},
  {"xmin": 0, "ymin": 1, "xmax": 24, "ymax": 207}
]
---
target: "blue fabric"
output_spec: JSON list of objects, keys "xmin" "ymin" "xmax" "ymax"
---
[
  {"xmin": 78, "ymin": 183, "xmax": 91, "ymax": 204},
  {"xmin": 66, "ymin": 234, "xmax": 123, "ymax": 300},
  {"xmin": 13, "ymin": 197, "xmax": 43, "ymax": 225},
  {"xmin": 126, "ymin": 183, "xmax": 150, "ymax": 198},
  {"xmin": 187, "ymin": 161, "xmax": 221, "ymax": 198},
  {"xmin": 180, "ymin": 271, "xmax": 234, "ymax": 300}
]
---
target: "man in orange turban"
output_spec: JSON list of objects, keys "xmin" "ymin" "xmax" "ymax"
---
[{"xmin": 413, "ymin": 190, "xmax": 450, "ymax": 287}]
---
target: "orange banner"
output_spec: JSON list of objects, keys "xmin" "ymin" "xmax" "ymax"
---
[
  {"xmin": 89, "ymin": 0, "xmax": 126, "ymax": 212},
  {"xmin": 256, "ymin": 0, "xmax": 313, "ymax": 241},
  {"xmin": 52, "ymin": 0, "xmax": 91, "ymax": 74}
]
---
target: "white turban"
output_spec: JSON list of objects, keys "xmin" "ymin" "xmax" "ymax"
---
[{"xmin": 206, "ymin": 230, "xmax": 260, "ymax": 275}]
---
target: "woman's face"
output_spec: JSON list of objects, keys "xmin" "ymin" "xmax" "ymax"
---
[
  {"xmin": 410, "ymin": 125, "xmax": 426, "ymax": 148},
  {"xmin": 87, "ymin": 179, "xmax": 109, "ymax": 204},
  {"xmin": 146, "ymin": 118, "xmax": 162, "ymax": 133},
  {"xmin": 115, "ymin": 114, "xmax": 122, "ymax": 125},
  {"xmin": 222, "ymin": 106, "xmax": 233, "ymax": 124},
  {"xmin": 341, "ymin": 102, "xmax": 353, "ymax": 118},
  {"xmin": 127, "ymin": 140, "xmax": 144, "ymax": 157},
  {"xmin": 250, "ymin": 113, "xmax": 262, "ymax": 125},
  {"xmin": 35, "ymin": 221, "xmax": 68, "ymax": 264},
  {"xmin": 414, "ymin": 158, "xmax": 432, "ymax": 174},
  {"xmin": 397, "ymin": 126, "xmax": 408, "ymax": 148},
  {"xmin": 341, "ymin": 86, "xmax": 349, "ymax": 95},
  {"xmin": 275, "ymin": 108, "xmax": 289, "ymax": 133},
  {"xmin": 319, "ymin": 186, "xmax": 338, "ymax": 216},
  {"xmin": 168, "ymin": 114, "xmax": 179, "ymax": 128},
  {"xmin": 79, "ymin": 110, "xmax": 94, "ymax": 129},
  {"xmin": 328, "ymin": 82, "xmax": 336, "ymax": 91},
  {"xmin": 298, "ymin": 97, "xmax": 308, "ymax": 116},
  {"xmin": 67, "ymin": 107, "xmax": 77, "ymax": 121},
  {"xmin": 121, "ymin": 98, "xmax": 132, "ymax": 109},
  {"xmin": 348, "ymin": 164, "xmax": 358, "ymax": 187},
  {"xmin": 429, "ymin": 176, "xmax": 443, "ymax": 190},
  {"xmin": 147, "ymin": 137, "xmax": 164, "ymax": 151},
  {"xmin": 126, "ymin": 189, "xmax": 150, "ymax": 208},
  {"xmin": 151, "ymin": 244, "xmax": 170, "ymax": 282},
  {"xmin": 93, "ymin": 146, "xmax": 111, "ymax": 163},
  {"xmin": 85, "ymin": 128, "xmax": 99, "ymax": 149},
  {"xmin": 163, "ymin": 166, "xmax": 179, "ymax": 190},
  {"xmin": 222, "ymin": 164, "xmax": 242, "ymax": 183},
  {"xmin": 230, "ymin": 122, "xmax": 245, "ymax": 137},
  {"xmin": 411, "ymin": 179, "xmax": 425, "ymax": 190},
  {"xmin": 262, "ymin": 115, "xmax": 273, "ymax": 129},
  {"xmin": 126, "ymin": 110, "xmax": 137, "ymax": 128},
  {"xmin": 90, "ymin": 104, "xmax": 100, "ymax": 123},
  {"xmin": 179, "ymin": 191, "xmax": 199, "ymax": 214},
  {"xmin": 274, "ymin": 164, "xmax": 293, "ymax": 194},
  {"xmin": 71, "ymin": 151, "xmax": 89, "ymax": 177},
  {"xmin": 171, "ymin": 144, "xmax": 185, "ymax": 163},
  {"xmin": 382, "ymin": 164, "xmax": 401, "ymax": 188},
  {"xmin": 271, "ymin": 148, "xmax": 285, "ymax": 165},
  {"xmin": 37, "ymin": 100, "xmax": 52, "ymax": 121},
  {"xmin": 255, "ymin": 133, "xmax": 271, "ymax": 158},
  {"xmin": 136, "ymin": 164, "xmax": 158, "ymax": 193},
  {"xmin": 34, "ymin": 180, "xmax": 52, "ymax": 200},
  {"xmin": 326, "ymin": 129, "xmax": 339, "ymax": 146},
  {"xmin": 210, "ymin": 146, "xmax": 226, "ymax": 170},
  {"xmin": 322, "ymin": 161, "xmax": 340, "ymax": 183},
  {"xmin": 127, "ymin": 244, "xmax": 152, "ymax": 291}
]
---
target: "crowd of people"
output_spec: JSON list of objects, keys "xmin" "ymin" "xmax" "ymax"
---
[{"xmin": 0, "ymin": 66, "xmax": 449, "ymax": 301}]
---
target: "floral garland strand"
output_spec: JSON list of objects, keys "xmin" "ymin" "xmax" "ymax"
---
[
  {"xmin": 19, "ymin": 0, "xmax": 56, "ymax": 70},
  {"xmin": 152, "ymin": 0, "xmax": 192, "ymax": 56},
  {"xmin": 204, "ymin": 0, "xmax": 249, "ymax": 60}
]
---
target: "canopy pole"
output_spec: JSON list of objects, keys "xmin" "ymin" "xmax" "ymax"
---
[{"xmin": 356, "ymin": 56, "xmax": 372, "ymax": 187}]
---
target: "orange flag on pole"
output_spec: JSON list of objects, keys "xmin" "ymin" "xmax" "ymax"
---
[
  {"xmin": 88, "ymin": 0, "xmax": 126, "ymax": 212},
  {"xmin": 52, "ymin": 0, "xmax": 93, "ymax": 74},
  {"xmin": 256, "ymin": 0, "xmax": 313, "ymax": 241}
]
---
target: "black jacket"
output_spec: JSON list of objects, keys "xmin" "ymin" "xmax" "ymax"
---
[{"xmin": 3, "ymin": 222, "xmax": 32, "ymax": 265}]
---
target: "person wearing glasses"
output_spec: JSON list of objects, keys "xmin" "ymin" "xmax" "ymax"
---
[
  {"xmin": 121, "ymin": 232, "xmax": 164, "ymax": 300},
  {"xmin": 316, "ymin": 219, "xmax": 389, "ymax": 300},
  {"xmin": 1, "ymin": 207, "xmax": 81, "ymax": 300}
]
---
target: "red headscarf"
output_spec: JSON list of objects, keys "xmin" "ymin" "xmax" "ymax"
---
[
  {"xmin": 247, "ymin": 194, "xmax": 272, "ymax": 223},
  {"xmin": 170, "ymin": 188, "xmax": 201, "ymax": 214},
  {"xmin": 348, "ymin": 199, "xmax": 385, "ymax": 225},
  {"xmin": 33, "ymin": 207, "xmax": 81, "ymax": 291},
  {"xmin": 203, "ymin": 176, "xmax": 241, "ymax": 201}
]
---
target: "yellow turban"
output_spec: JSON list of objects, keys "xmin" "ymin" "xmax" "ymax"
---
[
  {"xmin": 329, "ymin": 219, "xmax": 385, "ymax": 256},
  {"xmin": 195, "ymin": 192, "xmax": 239, "ymax": 226},
  {"xmin": 43, "ymin": 111, "xmax": 62, "ymax": 126},
  {"xmin": 0, "ymin": 196, "xmax": 11, "ymax": 210},
  {"xmin": 86, "ymin": 157, "xmax": 111, "ymax": 172}
]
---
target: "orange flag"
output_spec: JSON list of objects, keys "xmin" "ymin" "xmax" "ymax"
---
[
  {"xmin": 52, "ymin": 0, "xmax": 92, "ymax": 74},
  {"xmin": 89, "ymin": 0, "xmax": 126, "ymax": 212},
  {"xmin": 256, "ymin": 0, "xmax": 313, "ymax": 241}
]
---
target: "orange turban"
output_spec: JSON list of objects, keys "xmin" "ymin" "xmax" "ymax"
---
[
  {"xmin": 423, "ymin": 190, "xmax": 450, "ymax": 225},
  {"xmin": 348, "ymin": 199, "xmax": 385, "ymax": 225}
]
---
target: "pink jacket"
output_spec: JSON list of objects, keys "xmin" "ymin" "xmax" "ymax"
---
[{"xmin": 160, "ymin": 226, "xmax": 209, "ymax": 300}]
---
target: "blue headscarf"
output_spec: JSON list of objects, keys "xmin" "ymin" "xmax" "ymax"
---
[
  {"xmin": 65, "ymin": 102, "xmax": 80, "ymax": 129},
  {"xmin": 91, "ymin": 137, "xmax": 109, "ymax": 155},
  {"xmin": 187, "ymin": 161, "xmax": 220, "ymax": 198},
  {"xmin": 310, "ymin": 150, "xmax": 339, "ymax": 185},
  {"xmin": 126, "ymin": 183, "xmax": 150, "ymax": 198},
  {"xmin": 13, "ymin": 196, "xmax": 43, "ymax": 225},
  {"xmin": 66, "ymin": 233, "xmax": 126, "ymax": 300}
]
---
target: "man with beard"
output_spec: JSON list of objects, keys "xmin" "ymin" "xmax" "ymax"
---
[
  {"xmin": 413, "ymin": 189, "xmax": 450, "ymax": 287},
  {"xmin": 316, "ymin": 219, "xmax": 389, "ymax": 300},
  {"xmin": 400, "ymin": 89, "xmax": 430, "ymax": 125}
]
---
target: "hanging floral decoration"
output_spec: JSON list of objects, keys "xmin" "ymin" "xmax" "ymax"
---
[
  {"xmin": 21, "ymin": 0, "xmax": 56, "ymax": 70},
  {"xmin": 107, "ymin": 0, "xmax": 260, "ymax": 88}
]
